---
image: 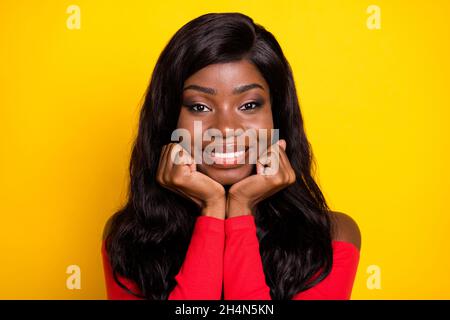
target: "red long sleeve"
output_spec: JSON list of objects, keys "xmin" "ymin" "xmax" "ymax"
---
[
  {"xmin": 102, "ymin": 215, "xmax": 225, "ymax": 300},
  {"xmin": 223, "ymin": 214, "xmax": 272, "ymax": 299},
  {"xmin": 223, "ymin": 214, "xmax": 360, "ymax": 300},
  {"xmin": 102, "ymin": 214, "xmax": 360, "ymax": 300}
]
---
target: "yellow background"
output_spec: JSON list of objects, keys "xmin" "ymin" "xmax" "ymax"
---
[{"xmin": 1, "ymin": 0, "xmax": 449, "ymax": 299}]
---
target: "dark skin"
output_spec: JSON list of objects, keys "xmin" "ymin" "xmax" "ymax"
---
[{"xmin": 155, "ymin": 60, "xmax": 361, "ymax": 251}]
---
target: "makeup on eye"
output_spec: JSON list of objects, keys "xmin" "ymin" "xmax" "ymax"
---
[
  {"xmin": 186, "ymin": 103, "xmax": 211, "ymax": 112},
  {"xmin": 183, "ymin": 98, "xmax": 265, "ymax": 113},
  {"xmin": 238, "ymin": 100, "xmax": 263, "ymax": 111}
]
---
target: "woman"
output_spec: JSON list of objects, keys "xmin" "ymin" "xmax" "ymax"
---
[{"xmin": 102, "ymin": 12, "xmax": 361, "ymax": 300}]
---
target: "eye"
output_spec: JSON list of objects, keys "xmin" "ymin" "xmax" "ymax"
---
[
  {"xmin": 239, "ymin": 101, "xmax": 262, "ymax": 111},
  {"xmin": 187, "ymin": 104, "xmax": 212, "ymax": 113}
]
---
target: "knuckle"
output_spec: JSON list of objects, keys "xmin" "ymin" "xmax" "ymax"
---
[
  {"xmin": 171, "ymin": 175, "xmax": 184, "ymax": 187},
  {"xmin": 156, "ymin": 175, "xmax": 165, "ymax": 186},
  {"xmin": 272, "ymin": 174, "xmax": 283, "ymax": 185},
  {"xmin": 290, "ymin": 172, "xmax": 296, "ymax": 184},
  {"xmin": 163, "ymin": 172, "xmax": 171, "ymax": 184}
]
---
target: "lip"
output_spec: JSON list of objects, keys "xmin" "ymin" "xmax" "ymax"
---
[{"xmin": 203, "ymin": 146, "xmax": 249, "ymax": 169}]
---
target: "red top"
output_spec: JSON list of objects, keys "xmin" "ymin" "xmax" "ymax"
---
[{"xmin": 102, "ymin": 215, "xmax": 360, "ymax": 300}]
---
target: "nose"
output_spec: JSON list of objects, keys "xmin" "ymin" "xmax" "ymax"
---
[{"xmin": 209, "ymin": 109, "xmax": 245, "ymax": 142}]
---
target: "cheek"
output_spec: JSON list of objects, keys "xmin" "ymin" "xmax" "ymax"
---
[
  {"xmin": 246, "ymin": 117, "xmax": 275, "ymax": 144},
  {"xmin": 250, "ymin": 106, "xmax": 274, "ymax": 130},
  {"xmin": 265, "ymin": 109, "xmax": 275, "ymax": 130},
  {"xmin": 260, "ymin": 110, "xmax": 275, "ymax": 142},
  {"xmin": 176, "ymin": 109, "xmax": 190, "ymax": 129}
]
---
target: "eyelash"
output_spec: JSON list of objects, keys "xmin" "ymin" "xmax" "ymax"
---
[
  {"xmin": 186, "ymin": 101, "xmax": 262, "ymax": 113},
  {"xmin": 240, "ymin": 102, "xmax": 262, "ymax": 111},
  {"xmin": 187, "ymin": 104, "xmax": 211, "ymax": 113}
]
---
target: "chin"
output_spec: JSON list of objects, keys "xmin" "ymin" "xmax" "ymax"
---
[{"xmin": 198, "ymin": 164, "xmax": 254, "ymax": 186}]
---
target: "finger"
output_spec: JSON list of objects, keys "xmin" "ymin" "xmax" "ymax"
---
[
  {"xmin": 258, "ymin": 151, "xmax": 271, "ymax": 166},
  {"xmin": 172, "ymin": 144, "xmax": 191, "ymax": 166},
  {"xmin": 277, "ymin": 139, "xmax": 286, "ymax": 151},
  {"xmin": 163, "ymin": 143, "xmax": 177, "ymax": 182},
  {"xmin": 256, "ymin": 159, "xmax": 265, "ymax": 175},
  {"xmin": 256, "ymin": 143, "xmax": 278, "ymax": 175},
  {"xmin": 257, "ymin": 143, "xmax": 275, "ymax": 167},
  {"xmin": 171, "ymin": 145, "xmax": 194, "ymax": 179},
  {"xmin": 167, "ymin": 142, "xmax": 188, "ymax": 166},
  {"xmin": 264, "ymin": 143, "xmax": 282, "ymax": 176},
  {"xmin": 270, "ymin": 139, "xmax": 290, "ymax": 172},
  {"xmin": 180, "ymin": 146, "xmax": 195, "ymax": 167},
  {"xmin": 168, "ymin": 143, "xmax": 182, "ymax": 166},
  {"xmin": 165, "ymin": 143, "xmax": 186, "ymax": 181},
  {"xmin": 271, "ymin": 141, "xmax": 296, "ymax": 183},
  {"xmin": 189, "ymin": 155, "xmax": 197, "ymax": 172}
]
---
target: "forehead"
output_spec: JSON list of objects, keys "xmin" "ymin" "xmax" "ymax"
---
[{"xmin": 183, "ymin": 60, "xmax": 269, "ymax": 94}]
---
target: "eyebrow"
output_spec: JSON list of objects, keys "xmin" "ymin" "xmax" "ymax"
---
[{"xmin": 183, "ymin": 83, "xmax": 265, "ymax": 95}]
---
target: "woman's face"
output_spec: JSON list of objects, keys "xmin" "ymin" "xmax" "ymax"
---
[{"xmin": 176, "ymin": 60, "xmax": 274, "ymax": 186}]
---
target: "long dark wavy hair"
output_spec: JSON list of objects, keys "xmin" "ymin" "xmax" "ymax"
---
[{"xmin": 104, "ymin": 12, "xmax": 333, "ymax": 300}]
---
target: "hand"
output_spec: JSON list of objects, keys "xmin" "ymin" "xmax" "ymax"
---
[
  {"xmin": 226, "ymin": 139, "xmax": 296, "ymax": 218},
  {"xmin": 156, "ymin": 143, "xmax": 226, "ymax": 219}
]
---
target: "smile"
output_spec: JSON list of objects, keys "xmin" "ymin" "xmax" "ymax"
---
[
  {"xmin": 211, "ymin": 150, "xmax": 245, "ymax": 158},
  {"xmin": 205, "ymin": 146, "xmax": 249, "ymax": 167}
]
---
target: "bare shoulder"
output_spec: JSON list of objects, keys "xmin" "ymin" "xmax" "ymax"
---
[{"xmin": 329, "ymin": 211, "xmax": 362, "ymax": 251}]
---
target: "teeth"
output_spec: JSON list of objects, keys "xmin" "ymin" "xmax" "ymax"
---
[{"xmin": 211, "ymin": 151, "xmax": 244, "ymax": 159}]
